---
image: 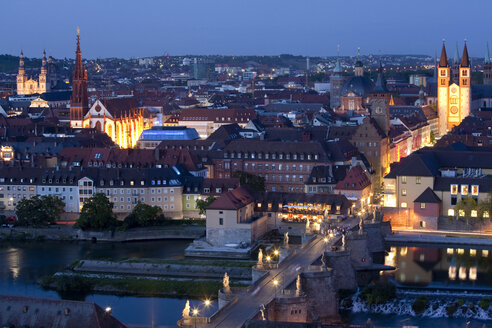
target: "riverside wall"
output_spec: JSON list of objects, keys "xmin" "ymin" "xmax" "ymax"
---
[{"xmin": 1, "ymin": 225, "xmax": 205, "ymax": 242}]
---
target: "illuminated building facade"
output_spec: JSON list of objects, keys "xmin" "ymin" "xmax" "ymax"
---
[
  {"xmin": 17, "ymin": 50, "xmax": 55, "ymax": 95},
  {"xmin": 437, "ymin": 42, "xmax": 471, "ymax": 136}
]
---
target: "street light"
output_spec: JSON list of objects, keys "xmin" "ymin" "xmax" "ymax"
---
[
  {"xmin": 204, "ymin": 299, "xmax": 211, "ymax": 307},
  {"xmin": 273, "ymin": 279, "xmax": 279, "ymax": 298},
  {"xmin": 192, "ymin": 308, "xmax": 199, "ymax": 328}
]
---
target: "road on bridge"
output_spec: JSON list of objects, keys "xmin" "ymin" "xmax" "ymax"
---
[{"xmin": 202, "ymin": 218, "xmax": 359, "ymax": 328}]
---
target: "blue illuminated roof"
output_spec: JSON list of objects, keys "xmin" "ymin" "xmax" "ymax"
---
[{"xmin": 139, "ymin": 126, "xmax": 199, "ymax": 141}]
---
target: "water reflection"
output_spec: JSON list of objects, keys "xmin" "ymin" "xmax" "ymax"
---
[{"xmin": 384, "ymin": 246, "xmax": 492, "ymax": 288}]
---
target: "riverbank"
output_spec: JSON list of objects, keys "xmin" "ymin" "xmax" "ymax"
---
[
  {"xmin": 40, "ymin": 273, "xmax": 247, "ymax": 299},
  {"xmin": 73, "ymin": 258, "xmax": 255, "ymax": 280},
  {"xmin": 0, "ymin": 224, "xmax": 205, "ymax": 242},
  {"xmin": 386, "ymin": 231, "xmax": 492, "ymax": 247}
]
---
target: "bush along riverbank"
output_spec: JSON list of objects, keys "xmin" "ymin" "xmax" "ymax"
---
[
  {"xmin": 340, "ymin": 285, "xmax": 492, "ymax": 320},
  {"xmin": 39, "ymin": 273, "xmax": 247, "ymax": 300}
]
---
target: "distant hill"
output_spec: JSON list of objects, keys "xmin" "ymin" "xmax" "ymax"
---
[{"xmin": 0, "ymin": 54, "xmax": 42, "ymax": 73}]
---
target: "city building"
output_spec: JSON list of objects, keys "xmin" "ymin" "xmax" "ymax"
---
[
  {"xmin": 70, "ymin": 29, "xmax": 89, "ymax": 129},
  {"xmin": 137, "ymin": 126, "xmax": 199, "ymax": 149}
]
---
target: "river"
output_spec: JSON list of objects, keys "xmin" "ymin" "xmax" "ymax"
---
[
  {"xmin": 1, "ymin": 240, "xmax": 491, "ymax": 327},
  {"xmin": 0, "ymin": 240, "xmax": 218, "ymax": 327}
]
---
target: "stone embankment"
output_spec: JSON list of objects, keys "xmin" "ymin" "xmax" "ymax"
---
[
  {"xmin": 0, "ymin": 225, "xmax": 205, "ymax": 242},
  {"xmin": 74, "ymin": 259, "xmax": 252, "ymax": 280},
  {"xmin": 386, "ymin": 231, "xmax": 492, "ymax": 247}
]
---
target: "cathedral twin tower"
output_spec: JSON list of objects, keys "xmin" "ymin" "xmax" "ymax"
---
[{"xmin": 437, "ymin": 42, "xmax": 471, "ymax": 136}]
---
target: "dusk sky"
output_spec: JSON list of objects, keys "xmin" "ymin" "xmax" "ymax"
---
[{"xmin": 3, "ymin": 0, "xmax": 492, "ymax": 59}]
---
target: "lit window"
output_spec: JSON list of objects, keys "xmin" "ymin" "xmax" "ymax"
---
[
  {"xmin": 461, "ymin": 185, "xmax": 468, "ymax": 195},
  {"xmin": 471, "ymin": 210, "xmax": 478, "ymax": 217},
  {"xmin": 401, "ymin": 202, "xmax": 407, "ymax": 208},
  {"xmin": 416, "ymin": 177, "xmax": 421, "ymax": 184},
  {"xmin": 484, "ymin": 211, "xmax": 490, "ymax": 218},
  {"xmin": 459, "ymin": 209, "xmax": 465, "ymax": 217},
  {"xmin": 401, "ymin": 189, "xmax": 407, "ymax": 196},
  {"xmin": 450, "ymin": 184, "xmax": 458, "ymax": 195},
  {"xmin": 420, "ymin": 203, "xmax": 426, "ymax": 209},
  {"xmin": 401, "ymin": 176, "xmax": 407, "ymax": 184},
  {"xmin": 448, "ymin": 209, "xmax": 455, "ymax": 216},
  {"xmin": 471, "ymin": 185, "xmax": 479, "ymax": 196}
]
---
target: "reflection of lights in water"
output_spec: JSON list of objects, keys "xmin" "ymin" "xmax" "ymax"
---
[
  {"xmin": 459, "ymin": 266, "xmax": 467, "ymax": 280},
  {"xmin": 457, "ymin": 249, "xmax": 464, "ymax": 255},
  {"xmin": 419, "ymin": 254, "xmax": 425, "ymax": 261},
  {"xmin": 400, "ymin": 247, "xmax": 408, "ymax": 256},
  {"xmin": 385, "ymin": 247, "xmax": 396, "ymax": 267},
  {"xmin": 399, "ymin": 273, "xmax": 406, "ymax": 282},
  {"xmin": 447, "ymin": 248, "xmax": 454, "ymax": 255},
  {"xmin": 448, "ymin": 265, "xmax": 456, "ymax": 280},
  {"xmin": 415, "ymin": 274, "xmax": 420, "ymax": 283},
  {"xmin": 469, "ymin": 266, "xmax": 477, "ymax": 281},
  {"xmin": 483, "ymin": 250, "xmax": 489, "ymax": 257},
  {"xmin": 470, "ymin": 249, "xmax": 476, "ymax": 256},
  {"xmin": 7, "ymin": 248, "xmax": 20, "ymax": 280}
]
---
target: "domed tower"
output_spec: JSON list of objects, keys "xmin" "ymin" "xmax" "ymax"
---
[
  {"xmin": 16, "ymin": 51, "xmax": 27, "ymax": 95},
  {"xmin": 483, "ymin": 42, "xmax": 492, "ymax": 85},
  {"xmin": 370, "ymin": 63, "xmax": 390, "ymax": 136},
  {"xmin": 39, "ymin": 50, "xmax": 48, "ymax": 92},
  {"xmin": 70, "ymin": 28, "xmax": 89, "ymax": 128},
  {"xmin": 354, "ymin": 47, "xmax": 364, "ymax": 77},
  {"xmin": 330, "ymin": 52, "xmax": 345, "ymax": 109}
]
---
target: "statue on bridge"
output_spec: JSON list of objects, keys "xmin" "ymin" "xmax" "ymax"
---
[
  {"xmin": 342, "ymin": 233, "xmax": 347, "ymax": 250},
  {"xmin": 284, "ymin": 232, "xmax": 289, "ymax": 247},
  {"xmin": 359, "ymin": 216, "xmax": 364, "ymax": 235},
  {"xmin": 182, "ymin": 300, "xmax": 190, "ymax": 319},
  {"xmin": 258, "ymin": 248, "xmax": 263, "ymax": 267},
  {"xmin": 296, "ymin": 274, "xmax": 302, "ymax": 296},
  {"xmin": 223, "ymin": 272, "xmax": 231, "ymax": 294}
]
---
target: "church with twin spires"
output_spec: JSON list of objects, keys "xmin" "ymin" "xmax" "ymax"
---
[{"xmin": 437, "ymin": 41, "xmax": 471, "ymax": 137}]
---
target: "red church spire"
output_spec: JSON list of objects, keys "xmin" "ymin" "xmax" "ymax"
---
[{"xmin": 70, "ymin": 27, "xmax": 88, "ymax": 127}]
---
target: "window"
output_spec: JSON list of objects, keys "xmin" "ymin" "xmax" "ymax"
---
[
  {"xmin": 472, "ymin": 185, "xmax": 479, "ymax": 196},
  {"xmin": 401, "ymin": 176, "xmax": 407, "ymax": 184},
  {"xmin": 416, "ymin": 177, "xmax": 421, "ymax": 184},
  {"xmin": 483, "ymin": 211, "xmax": 490, "ymax": 218},
  {"xmin": 461, "ymin": 185, "xmax": 468, "ymax": 195},
  {"xmin": 459, "ymin": 209, "xmax": 465, "ymax": 217},
  {"xmin": 420, "ymin": 203, "xmax": 426, "ymax": 209},
  {"xmin": 401, "ymin": 189, "xmax": 407, "ymax": 196},
  {"xmin": 420, "ymin": 221, "xmax": 426, "ymax": 228},
  {"xmin": 219, "ymin": 218, "xmax": 223, "ymax": 225},
  {"xmin": 401, "ymin": 202, "xmax": 407, "ymax": 208},
  {"xmin": 450, "ymin": 184, "xmax": 458, "ymax": 195},
  {"xmin": 471, "ymin": 210, "xmax": 478, "ymax": 217}
]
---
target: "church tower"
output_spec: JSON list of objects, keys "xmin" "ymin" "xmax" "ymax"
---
[
  {"xmin": 16, "ymin": 51, "xmax": 26, "ymax": 95},
  {"xmin": 70, "ymin": 28, "xmax": 88, "ymax": 128},
  {"xmin": 330, "ymin": 45, "xmax": 345, "ymax": 109},
  {"xmin": 459, "ymin": 42, "xmax": 471, "ymax": 122},
  {"xmin": 484, "ymin": 42, "xmax": 492, "ymax": 84},
  {"xmin": 370, "ymin": 63, "xmax": 390, "ymax": 136},
  {"xmin": 452, "ymin": 43, "xmax": 460, "ymax": 83},
  {"xmin": 437, "ymin": 42, "xmax": 451, "ymax": 137},
  {"xmin": 437, "ymin": 41, "xmax": 471, "ymax": 137},
  {"xmin": 354, "ymin": 47, "xmax": 364, "ymax": 77},
  {"xmin": 39, "ymin": 50, "xmax": 48, "ymax": 93}
]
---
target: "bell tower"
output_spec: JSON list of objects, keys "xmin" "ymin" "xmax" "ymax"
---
[
  {"xmin": 459, "ymin": 41, "xmax": 471, "ymax": 123},
  {"xmin": 370, "ymin": 63, "xmax": 390, "ymax": 136},
  {"xmin": 437, "ymin": 41, "xmax": 450, "ymax": 137},
  {"xmin": 16, "ymin": 51, "xmax": 26, "ymax": 95},
  {"xmin": 70, "ymin": 28, "xmax": 88, "ymax": 128},
  {"xmin": 39, "ymin": 50, "xmax": 48, "ymax": 92}
]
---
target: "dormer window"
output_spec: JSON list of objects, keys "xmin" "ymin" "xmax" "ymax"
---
[
  {"xmin": 130, "ymin": 181, "xmax": 134, "ymax": 186},
  {"xmin": 100, "ymin": 180, "xmax": 104, "ymax": 186},
  {"xmin": 120, "ymin": 181, "xmax": 124, "ymax": 186},
  {"xmin": 140, "ymin": 180, "xmax": 145, "ymax": 186},
  {"xmin": 110, "ymin": 180, "xmax": 114, "ymax": 186}
]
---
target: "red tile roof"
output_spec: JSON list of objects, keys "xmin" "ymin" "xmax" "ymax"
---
[
  {"xmin": 335, "ymin": 165, "xmax": 371, "ymax": 191},
  {"xmin": 207, "ymin": 186, "xmax": 254, "ymax": 210}
]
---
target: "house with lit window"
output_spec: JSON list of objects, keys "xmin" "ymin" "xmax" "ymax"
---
[{"xmin": 383, "ymin": 144, "xmax": 492, "ymax": 229}]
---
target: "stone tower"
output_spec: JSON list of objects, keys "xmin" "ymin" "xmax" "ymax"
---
[
  {"xmin": 484, "ymin": 43, "xmax": 492, "ymax": 84},
  {"xmin": 39, "ymin": 50, "xmax": 48, "ymax": 92},
  {"xmin": 330, "ymin": 56, "xmax": 345, "ymax": 109},
  {"xmin": 452, "ymin": 43, "xmax": 460, "ymax": 83},
  {"xmin": 70, "ymin": 28, "xmax": 89, "ymax": 128},
  {"xmin": 459, "ymin": 42, "xmax": 471, "ymax": 123},
  {"xmin": 370, "ymin": 63, "xmax": 390, "ymax": 136}
]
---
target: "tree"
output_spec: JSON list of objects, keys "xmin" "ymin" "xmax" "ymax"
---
[
  {"xmin": 233, "ymin": 171, "xmax": 266, "ymax": 192},
  {"xmin": 16, "ymin": 195, "xmax": 65, "ymax": 226},
  {"xmin": 76, "ymin": 193, "xmax": 117, "ymax": 230},
  {"xmin": 124, "ymin": 202, "xmax": 165, "ymax": 228},
  {"xmin": 196, "ymin": 196, "xmax": 217, "ymax": 215},
  {"xmin": 429, "ymin": 131, "xmax": 436, "ymax": 145},
  {"xmin": 454, "ymin": 196, "xmax": 478, "ymax": 230}
]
